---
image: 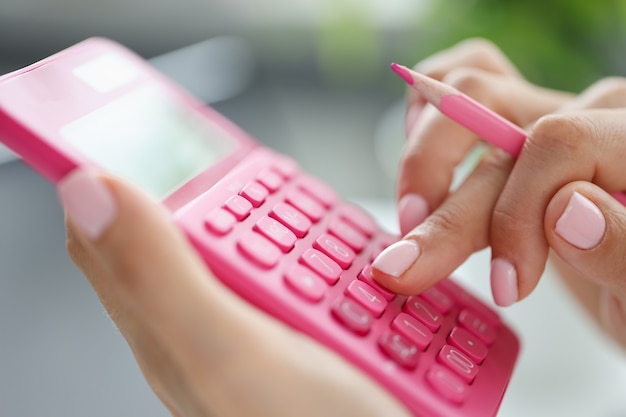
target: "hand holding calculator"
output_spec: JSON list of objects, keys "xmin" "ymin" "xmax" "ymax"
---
[{"xmin": 0, "ymin": 38, "xmax": 519, "ymax": 417}]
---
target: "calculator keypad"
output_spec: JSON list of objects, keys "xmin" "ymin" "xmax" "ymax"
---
[{"xmin": 181, "ymin": 149, "xmax": 519, "ymax": 417}]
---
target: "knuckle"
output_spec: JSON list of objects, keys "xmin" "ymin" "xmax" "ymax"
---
[
  {"xmin": 583, "ymin": 76, "xmax": 626, "ymax": 108},
  {"xmin": 527, "ymin": 113, "xmax": 596, "ymax": 156},
  {"xmin": 443, "ymin": 67, "xmax": 490, "ymax": 95},
  {"xmin": 458, "ymin": 38, "xmax": 502, "ymax": 61},
  {"xmin": 425, "ymin": 201, "xmax": 473, "ymax": 240}
]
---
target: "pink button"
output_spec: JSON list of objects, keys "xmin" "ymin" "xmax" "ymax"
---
[
  {"xmin": 437, "ymin": 345, "xmax": 479, "ymax": 383},
  {"xmin": 284, "ymin": 264, "xmax": 327, "ymax": 303},
  {"xmin": 426, "ymin": 364, "xmax": 469, "ymax": 404},
  {"xmin": 357, "ymin": 266, "xmax": 395, "ymax": 301},
  {"xmin": 328, "ymin": 218, "xmax": 368, "ymax": 253},
  {"xmin": 270, "ymin": 155, "xmax": 299, "ymax": 179},
  {"xmin": 391, "ymin": 312, "xmax": 433, "ymax": 351},
  {"xmin": 421, "ymin": 285, "xmax": 454, "ymax": 314},
  {"xmin": 438, "ymin": 279, "xmax": 501, "ymax": 327},
  {"xmin": 338, "ymin": 204, "xmax": 377, "ymax": 237},
  {"xmin": 224, "ymin": 195, "xmax": 253, "ymax": 220},
  {"xmin": 270, "ymin": 202, "xmax": 311, "ymax": 238},
  {"xmin": 345, "ymin": 280, "xmax": 387, "ymax": 317},
  {"xmin": 286, "ymin": 189, "xmax": 325, "ymax": 222},
  {"xmin": 254, "ymin": 217, "xmax": 297, "ymax": 252},
  {"xmin": 256, "ymin": 169, "xmax": 284, "ymax": 192},
  {"xmin": 448, "ymin": 327, "xmax": 488, "ymax": 364},
  {"xmin": 378, "ymin": 330, "xmax": 420, "ymax": 370},
  {"xmin": 204, "ymin": 208, "xmax": 236, "ymax": 235},
  {"xmin": 331, "ymin": 297, "xmax": 373, "ymax": 336},
  {"xmin": 300, "ymin": 248, "xmax": 341, "ymax": 285},
  {"xmin": 404, "ymin": 296, "xmax": 443, "ymax": 332},
  {"xmin": 240, "ymin": 181, "xmax": 269, "ymax": 207},
  {"xmin": 314, "ymin": 234, "xmax": 355, "ymax": 269},
  {"xmin": 458, "ymin": 309, "xmax": 497, "ymax": 345},
  {"xmin": 237, "ymin": 231, "xmax": 282, "ymax": 269},
  {"xmin": 296, "ymin": 175, "xmax": 337, "ymax": 208}
]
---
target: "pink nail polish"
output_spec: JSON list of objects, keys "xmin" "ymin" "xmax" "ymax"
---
[
  {"xmin": 58, "ymin": 170, "xmax": 116, "ymax": 240},
  {"xmin": 371, "ymin": 240, "xmax": 420, "ymax": 278},
  {"xmin": 398, "ymin": 193, "xmax": 429, "ymax": 236},
  {"xmin": 490, "ymin": 258, "xmax": 518, "ymax": 307},
  {"xmin": 555, "ymin": 192, "xmax": 605, "ymax": 250}
]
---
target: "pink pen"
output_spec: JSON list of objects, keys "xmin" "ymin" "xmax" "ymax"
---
[{"xmin": 390, "ymin": 63, "xmax": 626, "ymax": 206}]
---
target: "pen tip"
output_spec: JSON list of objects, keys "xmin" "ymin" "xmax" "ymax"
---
[{"xmin": 390, "ymin": 63, "xmax": 414, "ymax": 86}]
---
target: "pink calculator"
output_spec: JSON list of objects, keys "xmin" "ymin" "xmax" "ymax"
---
[{"xmin": 0, "ymin": 38, "xmax": 519, "ymax": 417}]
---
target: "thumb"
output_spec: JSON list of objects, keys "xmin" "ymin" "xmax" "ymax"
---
[
  {"xmin": 545, "ymin": 181, "xmax": 626, "ymax": 288},
  {"xmin": 58, "ymin": 169, "xmax": 252, "ymax": 368}
]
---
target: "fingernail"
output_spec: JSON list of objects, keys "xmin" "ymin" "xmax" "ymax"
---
[
  {"xmin": 490, "ymin": 258, "xmax": 518, "ymax": 307},
  {"xmin": 58, "ymin": 170, "xmax": 116, "ymax": 240},
  {"xmin": 398, "ymin": 193, "xmax": 429, "ymax": 236},
  {"xmin": 371, "ymin": 240, "xmax": 420, "ymax": 278},
  {"xmin": 555, "ymin": 192, "xmax": 605, "ymax": 250}
]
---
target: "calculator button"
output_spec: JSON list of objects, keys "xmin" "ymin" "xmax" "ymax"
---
[
  {"xmin": 378, "ymin": 330, "xmax": 420, "ymax": 370},
  {"xmin": 296, "ymin": 175, "xmax": 337, "ymax": 208},
  {"xmin": 224, "ymin": 195, "xmax": 253, "ymax": 221},
  {"xmin": 205, "ymin": 208, "xmax": 237, "ymax": 235},
  {"xmin": 270, "ymin": 202, "xmax": 311, "ymax": 238},
  {"xmin": 421, "ymin": 285, "xmax": 454, "ymax": 314},
  {"xmin": 338, "ymin": 204, "xmax": 377, "ymax": 237},
  {"xmin": 255, "ymin": 217, "xmax": 297, "ymax": 253},
  {"xmin": 256, "ymin": 169, "xmax": 284, "ymax": 192},
  {"xmin": 391, "ymin": 313, "xmax": 433, "ymax": 351},
  {"xmin": 404, "ymin": 296, "xmax": 443, "ymax": 332},
  {"xmin": 270, "ymin": 154, "xmax": 299, "ymax": 179},
  {"xmin": 284, "ymin": 264, "xmax": 327, "ymax": 303},
  {"xmin": 237, "ymin": 231, "xmax": 282, "ymax": 269},
  {"xmin": 448, "ymin": 327, "xmax": 488, "ymax": 364},
  {"xmin": 345, "ymin": 280, "xmax": 387, "ymax": 317},
  {"xmin": 314, "ymin": 234, "xmax": 355, "ymax": 269},
  {"xmin": 438, "ymin": 279, "xmax": 501, "ymax": 327},
  {"xmin": 357, "ymin": 266, "xmax": 396, "ymax": 301},
  {"xmin": 286, "ymin": 189, "xmax": 325, "ymax": 222},
  {"xmin": 426, "ymin": 364, "xmax": 469, "ymax": 404},
  {"xmin": 331, "ymin": 297, "xmax": 373, "ymax": 336},
  {"xmin": 300, "ymin": 249, "xmax": 341, "ymax": 285},
  {"xmin": 240, "ymin": 181, "xmax": 269, "ymax": 207},
  {"xmin": 458, "ymin": 308, "xmax": 497, "ymax": 345},
  {"xmin": 328, "ymin": 218, "xmax": 368, "ymax": 253},
  {"xmin": 437, "ymin": 345, "xmax": 479, "ymax": 383}
]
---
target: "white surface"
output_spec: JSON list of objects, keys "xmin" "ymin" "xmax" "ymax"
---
[{"xmin": 359, "ymin": 199, "xmax": 626, "ymax": 417}]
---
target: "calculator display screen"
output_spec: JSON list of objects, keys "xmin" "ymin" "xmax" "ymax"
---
[{"xmin": 61, "ymin": 83, "xmax": 236, "ymax": 199}]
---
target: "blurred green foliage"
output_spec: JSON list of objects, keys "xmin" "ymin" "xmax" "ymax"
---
[{"xmin": 419, "ymin": 0, "xmax": 626, "ymax": 91}]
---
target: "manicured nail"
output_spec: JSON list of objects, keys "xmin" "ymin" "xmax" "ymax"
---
[
  {"xmin": 390, "ymin": 63, "xmax": 414, "ymax": 85},
  {"xmin": 398, "ymin": 193, "xmax": 429, "ymax": 236},
  {"xmin": 555, "ymin": 192, "xmax": 605, "ymax": 250},
  {"xmin": 58, "ymin": 170, "xmax": 116, "ymax": 240},
  {"xmin": 371, "ymin": 239, "xmax": 420, "ymax": 278},
  {"xmin": 490, "ymin": 258, "xmax": 518, "ymax": 307}
]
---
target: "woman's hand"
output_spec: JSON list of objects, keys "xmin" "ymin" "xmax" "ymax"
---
[
  {"xmin": 371, "ymin": 39, "xmax": 626, "ymax": 349},
  {"xmin": 59, "ymin": 170, "xmax": 411, "ymax": 417}
]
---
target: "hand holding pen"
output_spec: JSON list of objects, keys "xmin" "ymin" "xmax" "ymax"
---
[{"xmin": 371, "ymin": 39, "xmax": 626, "ymax": 349}]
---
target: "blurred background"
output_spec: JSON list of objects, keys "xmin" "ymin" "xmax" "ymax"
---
[{"xmin": 1, "ymin": 1, "xmax": 626, "ymax": 416}]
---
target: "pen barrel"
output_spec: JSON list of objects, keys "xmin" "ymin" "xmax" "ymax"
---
[{"xmin": 440, "ymin": 94, "xmax": 527, "ymax": 158}]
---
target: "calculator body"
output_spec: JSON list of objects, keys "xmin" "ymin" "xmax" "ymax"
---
[{"xmin": 0, "ymin": 38, "xmax": 519, "ymax": 417}]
